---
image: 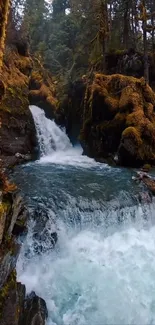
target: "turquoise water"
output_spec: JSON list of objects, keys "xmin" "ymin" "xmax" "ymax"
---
[
  {"xmin": 14, "ymin": 106, "xmax": 155, "ymax": 325},
  {"xmin": 13, "ymin": 160, "xmax": 155, "ymax": 325}
]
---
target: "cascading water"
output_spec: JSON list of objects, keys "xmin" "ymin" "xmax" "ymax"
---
[
  {"xmin": 30, "ymin": 105, "xmax": 72, "ymax": 156},
  {"xmin": 30, "ymin": 105, "xmax": 95, "ymax": 167},
  {"xmin": 15, "ymin": 105, "xmax": 155, "ymax": 325}
]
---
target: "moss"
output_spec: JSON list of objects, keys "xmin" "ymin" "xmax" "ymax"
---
[
  {"xmin": 142, "ymin": 163, "xmax": 151, "ymax": 171},
  {"xmin": 144, "ymin": 102, "xmax": 154, "ymax": 118},
  {"xmin": 30, "ymin": 71, "xmax": 43, "ymax": 89},
  {"xmin": 0, "ymin": 202, "xmax": 7, "ymax": 217},
  {"xmin": 142, "ymin": 83, "xmax": 155, "ymax": 104},
  {"xmin": 104, "ymin": 96, "xmax": 119, "ymax": 112},
  {"xmin": 126, "ymin": 110, "xmax": 145, "ymax": 128},
  {"xmin": 15, "ymin": 56, "xmax": 32, "ymax": 75},
  {"xmin": 80, "ymin": 72, "xmax": 155, "ymax": 166},
  {"xmin": 122, "ymin": 126, "xmax": 142, "ymax": 143}
]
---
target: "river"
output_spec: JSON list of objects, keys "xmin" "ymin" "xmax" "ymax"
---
[{"xmin": 13, "ymin": 105, "xmax": 155, "ymax": 325}]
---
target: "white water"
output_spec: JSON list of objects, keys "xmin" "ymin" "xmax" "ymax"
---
[
  {"xmin": 17, "ymin": 105, "xmax": 155, "ymax": 325},
  {"xmin": 30, "ymin": 105, "xmax": 98, "ymax": 168},
  {"xmin": 18, "ymin": 216, "xmax": 155, "ymax": 325}
]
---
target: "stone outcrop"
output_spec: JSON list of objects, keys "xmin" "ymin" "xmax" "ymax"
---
[
  {"xmin": 79, "ymin": 73, "xmax": 155, "ymax": 167},
  {"xmin": 0, "ymin": 49, "xmax": 36, "ymax": 167},
  {"xmin": 0, "ymin": 42, "xmax": 59, "ymax": 168},
  {"xmin": 0, "ymin": 171, "xmax": 48, "ymax": 325}
]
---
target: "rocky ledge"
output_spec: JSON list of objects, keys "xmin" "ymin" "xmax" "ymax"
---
[{"xmin": 0, "ymin": 171, "xmax": 47, "ymax": 325}]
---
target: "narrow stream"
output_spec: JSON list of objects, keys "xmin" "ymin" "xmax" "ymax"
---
[{"xmin": 14, "ymin": 106, "xmax": 155, "ymax": 325}]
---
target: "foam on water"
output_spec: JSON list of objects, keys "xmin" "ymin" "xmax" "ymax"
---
[
  {"xmin": 17, "ymin": 105, "xmax": 155, "ymax": 325},
  {"xmin": 17, "ymin": 218, "xmax": 155, "ymax": 325}
]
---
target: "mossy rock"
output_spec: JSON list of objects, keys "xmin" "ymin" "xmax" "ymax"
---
[{"xmin": 80, "ymin": 73, "xmax": 155, "ymax": 166}]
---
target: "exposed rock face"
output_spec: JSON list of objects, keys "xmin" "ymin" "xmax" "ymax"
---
[
  {"xmin": 0, "ymin": 49, "xmax": 36, "ymax": 167},
  {"xmin": 0, "ymin": 44, "xmax": 59, "ymax": 168},
  {"xmin": 80, "ymin": 74, "xmax": 155, "ymax": 167},
  {"xmin": 0, "ymin": 172, "xmax": 48, "ymax": 325},
  {"xmin": 20, "ymin": 292, "xmax": 48, "ymax": 325}
]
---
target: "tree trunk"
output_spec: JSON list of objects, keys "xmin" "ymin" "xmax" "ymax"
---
[
  {"xmin": 131, "ymin": 0, "xmax": 138, "ymax": 49},
  {"xmin": 123, "ymin": 0, "xmax": 129, "ymax": 49},
  {"xmin": 99, "ymin": 0, "xmax": 108, "ymax": 72},
  {"xmin": 142, "ymin": 1, "xmax": 149, "ymax": 83},
  {"xmin": 0, "ymin": 0, "xmax": 10, "ymax": 71},
  {"xmin": 151, "ymin": 0, "xmax": 155, "ymax": 51},
  {"xmin": 108, "ymin": 0, "xmax": 112, "ymax": 43}
]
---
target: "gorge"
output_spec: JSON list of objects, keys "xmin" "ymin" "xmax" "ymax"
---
[{"xmin": 1, "ymin": 0, "xmax": 155, "ymax": 324}]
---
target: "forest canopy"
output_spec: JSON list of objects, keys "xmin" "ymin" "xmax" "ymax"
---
[{"xmin": 5, "ymin": 0, "xmax": 155, "ymax": 82}]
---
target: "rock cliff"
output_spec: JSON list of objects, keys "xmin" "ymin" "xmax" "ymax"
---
[
  {"xmin": 0, "ymin": 43, "xmax": 58, "ymax": 168},
  {"xmin": 0, "ymin": 171, "xmax": 47, "ymax": 325}
]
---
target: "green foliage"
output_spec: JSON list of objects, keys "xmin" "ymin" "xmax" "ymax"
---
[{"xmin": 9, "ymin": 0, "xmax": 155, "ymax": 82}]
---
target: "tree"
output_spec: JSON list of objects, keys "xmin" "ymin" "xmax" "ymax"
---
[
  {"xmin": 138, "ymin": 0, "xmax": 155, "ymax": 83},
  {"xmin": 21, "ymin": 0, "xmax": 48, "ymax": 53},
  {"xmin": 0, "ymin": 0, "xmax": 10, "ymax": 70}
]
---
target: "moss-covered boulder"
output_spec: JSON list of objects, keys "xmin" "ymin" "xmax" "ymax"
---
[{"xmin": 80, "ymin": 73, "xmax": 155, "ymax": 167}]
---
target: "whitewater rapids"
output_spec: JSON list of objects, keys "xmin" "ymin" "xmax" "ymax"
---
[{"xmin": 15, "ymin": 105, "xmax": 155, "ymax": 325}]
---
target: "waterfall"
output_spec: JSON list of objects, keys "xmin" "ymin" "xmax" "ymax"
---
[
  {"xmin": 30, "ymin": 105, "xmax": 72, "ymax": 157},
  {"xmin": 29, "ymin": 105, "xmax": 98, "ymax": 167}
]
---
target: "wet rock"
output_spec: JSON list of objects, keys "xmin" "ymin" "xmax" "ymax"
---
[
  {"xmin": 143, "ymin": 178, "xmax": 155, "ymax": 195},
  {"xmin": 0, "ymin": 205, "xmax": 7, "ymax": 244},
  {"xmin": 20, "ymin": 292, "xmax": 48, "ymax": 325},
  {"xmin": 12, "ymin": 221, "xmax": 27, "ymax": 236},
  {"xmin": 132, "ymin": 171, "xmax": 155, "ymax": 196},
  {"xmin": 0, "ymin": 170, "xmax": 48, "ymax": 325},
  {"xmin": 8, "ymin": 193, "xmax": 24, "ymax": 235},
  {"xmin": 0, "ymin": 252, "xmax": 14, "ymax": 288},
  {"xmin": 0, "ymin": 278, "xmax": 26, "ymax": 325},
  {"xmin": 15, "ymin": 152, "xmax": 31, "ymax": 161}
]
